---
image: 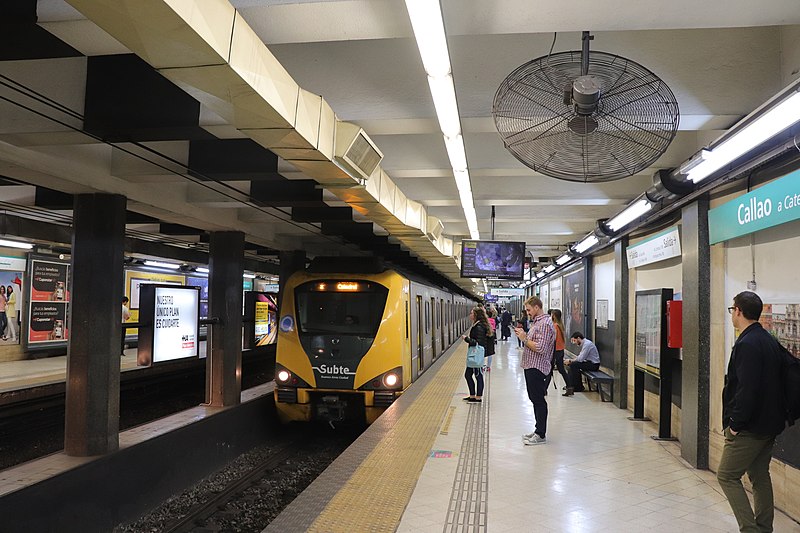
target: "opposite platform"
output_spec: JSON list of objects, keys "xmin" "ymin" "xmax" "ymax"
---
[{"xmin": 266, "ymin": 339, "xmax": 800, "ymax": 532}]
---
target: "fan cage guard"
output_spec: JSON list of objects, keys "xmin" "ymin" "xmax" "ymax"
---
[{"xmin": 493, "ymin": 50, "xmax": 679, "ymax": 182}]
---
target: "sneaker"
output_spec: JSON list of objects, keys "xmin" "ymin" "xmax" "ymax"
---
[
  {"xmin": 563, "ymin": 387, "xmax": 574, "ymax": 396},
  {"xmin": 467, "ymin": 397, "xmax": 482, "ymax": 403},
  {"xmin": 463, "ymin": 397, "xmax": 473, "ymax": 401},
  {"xmin": 521, "ymin": 432, "xmax": 536, "ymax": 440},
  {"xmin": 523, "ymin": 434, "xmax": 546, "ymax": 445}
]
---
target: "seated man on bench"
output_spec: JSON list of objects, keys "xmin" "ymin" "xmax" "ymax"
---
[{"xmin": 563, "ymin": 332, "xmax": 600, "ymax": 396}]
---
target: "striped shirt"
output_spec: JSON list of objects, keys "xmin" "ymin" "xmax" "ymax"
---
[{"xmin": 521, "ymin": 313, "xmax": 555, "ymax": 374}]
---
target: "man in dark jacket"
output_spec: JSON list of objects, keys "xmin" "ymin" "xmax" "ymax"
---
[{"xmin": 717, "ymin": 291, "xmax": 785, "ymax": 533}]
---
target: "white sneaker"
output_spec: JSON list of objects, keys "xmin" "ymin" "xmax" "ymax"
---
[
  {"xmin": 523, "ymin": 434, "xmax": 546, "ymax": 445},
  {"xmin": 521, "ymin": 432, "xmax": 535, "ymax": 440}
]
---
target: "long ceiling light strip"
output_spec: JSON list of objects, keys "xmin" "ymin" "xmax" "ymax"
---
[
  {"xmin": 687, "ymin": 90, "xmax": 800, "ymax": 183},
  {"xmin": 606, "ymin": 198, "xmax": 653, "ymax": 232},
  {"xmin": 405, "ymin": 0, "xmax": 479, "ymax": 240}
]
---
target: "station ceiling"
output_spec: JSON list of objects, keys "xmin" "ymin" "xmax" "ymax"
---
[{"xmin": 1, "ymin": 0, "xmax": 799, "ymax": 294}]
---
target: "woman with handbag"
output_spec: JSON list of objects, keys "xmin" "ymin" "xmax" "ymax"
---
[{"xmin": 462, "ymin": 306, "xmax": 490, "ymax": 403}]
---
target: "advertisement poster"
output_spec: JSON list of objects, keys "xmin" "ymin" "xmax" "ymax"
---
[
  {"xmin": 563, "ymin": 268, "xmax": 585, "ymax": 345},
  {"xmin": 124, "ymin": 269, "xmax": 186, "ymax": 335},
  {"xmin": 254, "ymin": 293, "xmax": 278, "ymax": 346},
  {"xmin": 186, "ymin": 276, "xmax": 208, "ymax": 320},
  {"xmin": 27, "ymin": 257, "xmax": 70, "ymax": 346},
  {"xmin": 30, "ymin": 260, "xmax": 69, "ymax": 302},
  {"xmin": 548, "ymin": 277, "xmax": 562, "ymax": 311},
  {"xmin": 634, "ymin": 292, "xmax": 662, "ymax": 375},
  {"xmin": 0, "ymin": 258, "xmax": 25, "ymax": 345},
  {"xmin": 152, "ymin": 286, "xmax": 199, "ymax": 363},
  {"xmin": 28, "ymin": 302, "xmax": 68, "ymax": 342}
]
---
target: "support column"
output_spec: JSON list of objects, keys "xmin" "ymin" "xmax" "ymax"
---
[
  {"xmin": 278, "ymin": 250, "xmax": 306, "ymax": 299},
  {"xmin": 585, "ymin": 257, "xmax": 594, "ymax": 336},
  {"xmin": 207, "ymin": 231, "xmax": 244, "ymax": 407},
  {"xmin": 65, "ymin": 194, "xmax": 126, "ymax": 456},
  {"xmin": 681, "ymin": 197, "xmax": 711, "ymax": 468},
  {"xmin": 613, "ymin": 238, "xmax": 629, "ymax": 410}
]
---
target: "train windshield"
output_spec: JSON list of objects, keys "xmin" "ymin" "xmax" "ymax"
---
[{"xmin": 295, "ymin": 280, "xmax": 389, "ymax": 336}]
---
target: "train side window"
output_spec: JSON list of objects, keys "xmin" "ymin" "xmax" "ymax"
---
[{"xmin": 405, "ymin": 300, "xmax": 409, "ymax": 339}]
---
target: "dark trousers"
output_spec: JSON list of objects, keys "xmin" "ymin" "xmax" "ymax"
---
[
  {"xmin": 717, "ymin": 428, "xmax": 775, "ymax": 532},
  {"xmin": 464, "ymin": 367, "xmax": 484, "ymax": 397},
  {"xmin": 523, "ymin": 367, "xmax": 548, "ymax": 438},
  {"xmin": 569, "ymin": 361, "xmax": 599, "ymax": 391},
  {"xmin": 552, "ymin": 349, "xmax": 570, "ymax": 387}
]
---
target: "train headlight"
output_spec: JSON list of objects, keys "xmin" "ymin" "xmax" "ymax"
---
[
  {"xmin": 383, "ymin": 373, "xmax": 399, "ymax": 387},
  {"xmin": 277, "ymin": 370, "xmax": 291, "ymax": 383}
]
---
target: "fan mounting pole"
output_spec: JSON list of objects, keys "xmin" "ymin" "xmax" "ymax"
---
[
  {"xmin": 581, "ymin": 31, "xmax": 593, "ymax": 76},
  {"xmin": 491, "ymin": 205, "xmax": 496, "ymax": 240}
]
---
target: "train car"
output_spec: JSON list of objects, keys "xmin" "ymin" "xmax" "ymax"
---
[{"xmin": 274, "ymin": 258, "xmax": 473, "ymax": 424}]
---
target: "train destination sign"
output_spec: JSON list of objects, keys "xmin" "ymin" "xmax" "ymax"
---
[{"xmin": 708, "ymin": 167, "xmax": 800, "ymax": 244}]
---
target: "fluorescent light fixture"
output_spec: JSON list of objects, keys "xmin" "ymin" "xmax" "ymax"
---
[
  {"xmin": 573, "ymin": 234, "xmax": 599, "ymax": 254},
  {"xmin": 453, "ymin": 169, "xmax": 471, "ymax": 191},
  {"xmin": 687, "ymin": 91, "xmax": 800, "ymax": 183},
  {"xmin": 556, "ymin": 253, "xmax": 571, "ymax": 265},
  {"xmin": 429, "ymin": 76, "xmax": 462, "ymax": 139},
  {"xmin": 606, "ymin": 198, "xmax": 653, "ymax": 232},
  {"xmin": 144, "ymin": 260, "xmax": 180, "ymax": 270},
  {"xmin": 404, "ymin": 0, "xmax": 450, "ymax": 77},
  {"xmin": 0, "ymin": 239, "xmax": 33, "ymax": 249},
  {"xmin": 196, "ymin": 267, "xmax": 209, "ymax": 274},
  {"xmin": 243, "ymin": 273, "xmax": 256, "ymax": 279},
  {"xmin": 444, "ymin": 133, "xmax": 467, "ymax": 171}
]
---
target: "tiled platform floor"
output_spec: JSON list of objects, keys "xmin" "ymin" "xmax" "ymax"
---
[{"xmin": 398, "ymin": 341, "xmax": 800, "ymax": 532}]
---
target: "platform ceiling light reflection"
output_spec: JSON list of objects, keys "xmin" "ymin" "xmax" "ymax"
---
[{"xmin": 144, "ymin": 260, "xmax": 180, "ymax": 270}]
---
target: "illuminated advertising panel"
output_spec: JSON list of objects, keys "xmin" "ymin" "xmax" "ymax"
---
[{"xmin": 137, "ymin": 285, "xmax": 199, "ymax": 366}]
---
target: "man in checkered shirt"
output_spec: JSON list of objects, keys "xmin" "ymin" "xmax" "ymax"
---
[{"xmin": 514, "ymin": 296, "xmax": 556, "ymax": 445}]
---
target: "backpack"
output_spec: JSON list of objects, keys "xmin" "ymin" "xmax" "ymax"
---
[
  {"xmin": 779, "ymin": 343, "xmax": 800, "ymax": 426},
  {"xmin": 466, "ymin": 344, "xmax": 485, "ymax": 368}
]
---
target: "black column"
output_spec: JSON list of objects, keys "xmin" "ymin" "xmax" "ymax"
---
[
  {"xmin": 278, "ymin": 250, "xmax": 306, "ymax": 304},
  {"xmin": 65, "ymin": 194, "xmax": 126, "ymax": 456},
  {"xmin": 207, "ymin": 231, "xmax": 244, "ymax": 407},
  {"xmin": 681, "ymin": 197, "xmax": 711, "ymax": 468},
  {"xmin": 585, "ymin": 257, "xmax": 594, "ymax": 338},
  {"xmin": 613, "ymin": 238, "xmax": 629, "ymax": 410}
]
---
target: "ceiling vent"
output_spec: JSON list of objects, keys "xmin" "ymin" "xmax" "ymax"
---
[
  {"xmin": 334, "ymin": 121, "xmax": 384, "ymax": 182},
  {"xmin": 426, "ymin": 216, "xmax": 445, "ymax": 242}
]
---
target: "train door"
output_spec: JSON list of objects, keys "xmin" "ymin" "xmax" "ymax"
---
[
  {"xmin": 416, "ymin": 295, "xmax": 423, "ymax": 375},
  {"xmin": 430, "ymin": 297, "xmax": 436, "ymax": 358},
  {"xmin": 439, "ymin": 300, "xmax": 445, "ymax": 353}
]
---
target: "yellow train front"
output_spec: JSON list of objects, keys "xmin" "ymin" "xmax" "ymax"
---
[{"xmin": 274, "ymin": 260, "xmax": 471, "ymax": 425}]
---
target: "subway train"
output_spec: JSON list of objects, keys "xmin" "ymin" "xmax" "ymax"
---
[{"xmin": 274, "ymin": 258, "xmax": 475, "ymax": 424}]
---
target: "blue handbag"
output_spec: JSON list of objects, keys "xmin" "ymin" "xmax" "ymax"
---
[{"xmin": 466, "ymin": 344, "xmax": 485, "ymax": 368}]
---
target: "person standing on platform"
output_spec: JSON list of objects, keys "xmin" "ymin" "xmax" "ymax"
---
[
  {"xmin": 462, "ymin": 306, "xmax": 490, "ymax": 403},
  {"xmin": 484, "ymin": 308, "xmax": 497, "ymax": 371},
  {"xmin": 500, "ymin": 307, "xmax": 512, "ymax": 341},
  {"xmin": 514, "ymin": 296, "xmax": 555, "ymax": 445},
  {"xmin": 549, "ymin": 309, "xmax": 570, "ymax": 393},
  {"xmin": 5, "ymin": 285, "xmax": 17, "ymax": 342},
  {"xmin": 121, "ymin": 296, "xmax": 131, "ymax": 356},
  {"xmin": 717, "ymin": 291, "xmax": 785, "ymax": 533},
  {"xmin": 564, "ymin": 332, "xmax": 600, "ymax": 395}
]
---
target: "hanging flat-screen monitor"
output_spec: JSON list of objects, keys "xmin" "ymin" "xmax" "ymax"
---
[{"xmin": 460, "ymin": 240, "xmax": 526, "ymax": 280}]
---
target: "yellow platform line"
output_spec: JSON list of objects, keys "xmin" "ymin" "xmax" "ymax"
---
[{"xmin": 309, "ymin": 345, "xmax": 467, "ymax": 532}]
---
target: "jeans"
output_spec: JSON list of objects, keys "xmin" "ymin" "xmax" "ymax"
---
[
  {"xmin": 523, "ymin": 367, "xmax": 548, "ymax": 438},
  {"xmin": 717, "ymin": 428, "xmax": 775, "ymax": 532},
  {"xmin": 464, "ymin": 367, "xmax": 484, "ymax": 397}
]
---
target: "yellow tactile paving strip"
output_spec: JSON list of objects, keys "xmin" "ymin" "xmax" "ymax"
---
[{"xmin": 308, "ymin": 346, "xmax": 467, "ymax": 533}]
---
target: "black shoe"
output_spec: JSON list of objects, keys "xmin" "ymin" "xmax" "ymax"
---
[
  {"xmin": 463, "ymin": 397, "xmax": 473, "ymax": 401},
  {"xmin": 467, "ymin": 398, "xmax": 482, "ymax": 403},
  {"xmin": 563, "ymin": 388, "xmax": 574, "ymax": 396}
]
